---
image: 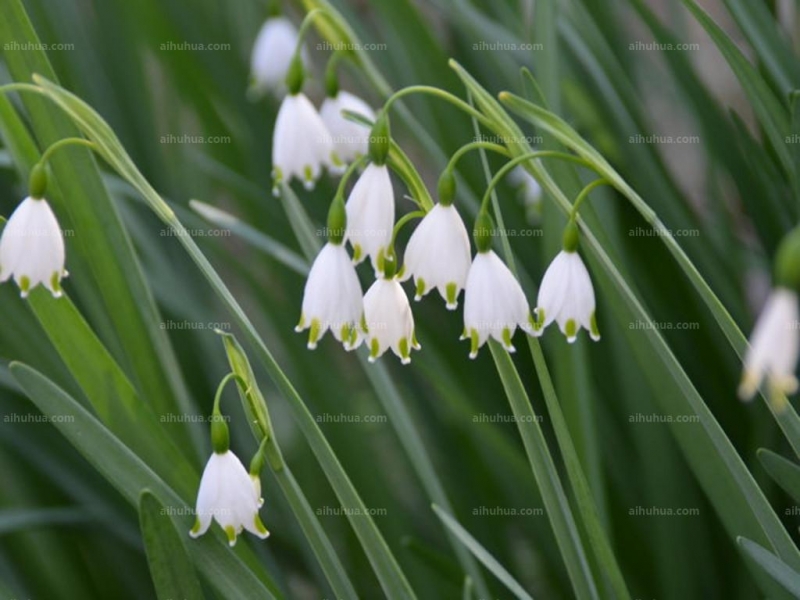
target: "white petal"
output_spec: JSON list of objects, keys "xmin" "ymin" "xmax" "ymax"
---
[
  {"xmin": 320, "ymin": 91, "xmax": 375, "ymax": 163},
  {"xmin": 402, "ymin": 204, "xmax": 471, "ymax": 309},
  {"xmin": 250, "ymin": 17, "xmax": 304, "ymax": 94},
  {"xmin": 463, "ymin": 250, "xmax": 530, "ymax": 357},
  {"xmin": 0, "ymin": 197, "xmax": 65, "ymax": 297},
  {"xmin": 363, "ymin": 278, "xmax": 416, "ymax": 364},
  {"xmin": 272, "ymin": 94, "xmax": 338, "ymax": 190},
  {"xmin": 297, "ymin": 243, "xmax": 364, "ymax": 349},
  {"xmin": 741, "ymin": 288, "xmax": 799, "ymax": 398},
  {"xmin": 345, "ymin": 164, "xmax": 394, "ymax": 271}
]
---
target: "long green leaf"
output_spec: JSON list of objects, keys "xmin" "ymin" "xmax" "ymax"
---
[{"xmin": 139, "ymin": 490, "xmax": 204, "ymax": 600}]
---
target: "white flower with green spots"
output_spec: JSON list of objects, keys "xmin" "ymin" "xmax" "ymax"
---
[
  {"xmin": 295, "ymin": 242, "xmax": 365, "ymax": 350},
  {"xmin": 534, "ymin": 249, "xmax": 600, "ymax": 342},
  {"xmin": 363, "ymin": 277, "xmax": 419, "ymax": 364},
  {"xmin": 271, "ymin": 93, "xmax": 344, "ymax": 195},
  {"xmin": 462, "ymin": 250, "xmax": 533, "ymax": 358},
  {"xmin": 739, "ymin": 287, "xmax": 799, "ymax": 400},
  {"xmin": 189, "ymin": 450, "xmax": 269, "ymax": 546},
  {"xmin": 0, "ymin": 196, "xmax": 66, "ymax": 298},
  {"xmin": 345, "ymin": 163, "xmax": 394, "ymax": 275},
  {"xmin": 400, "ymin": 203, "xmax": 471, "ymax": 310},
  {"xmin": 320, "ymin": 91, "xmax": 375, "ymax": 163}
]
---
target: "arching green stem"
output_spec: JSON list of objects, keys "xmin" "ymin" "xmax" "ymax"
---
[
  {"xmin": 445, "ymin": 141, "xmax": 510, "ymax": 174},
  {"xmin": 391, "ymin": 210, "xmax": 426, "ymax": 247},
  {"xmin": 479, "ymin": 151, "xmax": 599, "ymax": 213},
  {"xmin": 569, "ymin": 179, "xmax": 611, "ymax": 221},
  {"xmin": 335, "ymin": 155, "xmax": 368, "ymax": 199},
  {"xmin": 39, "ymin": 137, "xmax": 97, "ymax": 165},
  {"xmin": 293, "ymin": 8, "xmax": 329, "ymax": 57},
  {"xmin": 212, "ymin": 372, "xmax": 246, "ymax": 416},
  {"xmin": 383, "ymin": 86, "xmax": 492, "ymax": 128},
  {"xmin": 324, "ymin": 49, "xmax": 351, "ymax": 97}
]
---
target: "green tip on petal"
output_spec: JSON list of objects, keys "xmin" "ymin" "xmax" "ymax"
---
[
  {"xmin": 399, "ymin": 337, "xmax": 411, "ymax": 364},
  {"xmin": 224, "ymin": 525, "xmax": 238, "ymax": 547},
  {"xmin": 412, "ymin": 330, "xmax": 421, "ymax": 350},
  {"xmin": 533, "ymin": 309, "xmax": 545, "ymax": 334},
  {"xmin": 295, "ymin": 313, "xmax": 306, "ymax": 332},
  {"xmin": 307, "ymin": 318, "xmax": 321, "ymax": 349},
  {"xmin": 445, "ymin": 282, "xmax": 458, "ymax": 310},
  {"xmin": 589, "ymin": 312, "xmax": 601, "ymax": 341},
  {"xmin": 271, "ymin": 167, "xmax": 283, "ymax": 197},
  {"xmin": 565, "ymin": 319, "xmax": 577, "ymax": 342},
  {"xmin": 303, "ymin": 165, "xmax": 314, "ymax": 189},
  {"xmin": 502, "ymin": 327, "xmax": 515, "ymax": 352},
  {"xmin": 19, "ymin": 275, "xmax": 30, "ymax": 299},
  {"xmin": 368, "ymin": 338, "xmax": 380, "ymax": 362},
  {"xmin": 469, "ymin": 329, "xmax": 480, "ymax": 359},
  {"xmin": 189, "ymin": 518, "xmax": 203, "ymax": 538},
  {"xmin": 352, "ymin": 244, "xmax": 363, "ymax": 263},
  {"xmin": 50, "ymin": 272, "xmax": 63, "ymax": 298},
  {"xmin": 254, "ymin": 515, "xmax": 270, "ymax": 538},
  {"xmin": 360, "ymin": 313, "xmax": 369, "ymax": 333},
  {"xmin": 414, "ymin": 278, "xmax": 426, "ymax": 301}
]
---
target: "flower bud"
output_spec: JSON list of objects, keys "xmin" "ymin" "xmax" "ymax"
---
[
  {"xmin": 368, "ymin": 110, "xmax": 390, "ymax": 165},
  {"xmin": 775, "ymin": 227, "xmax": 800, "ymax": 292},
  {"xmin": 28, "ymin": 163, "xmax": 47, "ymax": 199},
  {"xmin": 562, "ymin": 220, "xmax": 579, "ymax": 253},
  {"xmin": 438, "ymin": 170, "xmax": 456, "ymax": 207},
  {"xmin": 327, "ymin": 195, "xmax": 347, "ymax": 245},
  {"xmin": 285, "ymin": 54, "xmax": 305, "ymax": 95},
  {"xmin": 473, "ymin": 209, "xmax": 494, "ymax": 253}
]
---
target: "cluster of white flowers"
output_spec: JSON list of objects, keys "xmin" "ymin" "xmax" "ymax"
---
[
  {"xmin": 293, "ymin": 173, "xmax": 601, "ymax": 362},
  {"xmin": 251, "ymin": 17, "xmax": 375, "ymax": 195}
]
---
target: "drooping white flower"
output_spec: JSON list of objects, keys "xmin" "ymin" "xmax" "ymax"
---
[
  {"xmin": 739, "ymin": 288, "xmax": 799, "ymax": 400},
  {"xmin": 272, "ymin": 93, "xmax": 344, "ymax": 195},
  {"xmin": 320, "ymin": 91, "xmax": 375, "ymax": 163},
  {"xmin": 345, "ymin": 163, "xmax": 394, "ymax": 274},
  {"xmin": 190, "ymin": 450, "xmax": 269, "ymax": 546},
  {"xmin": 534, "ymin": 250, "xmax": 600, "ymax": 343},
  {"xmin": 0, "ymin": 196, "xmax": 66, "ymax": 298},
  {"xmin": 295, "ymin": 242, "xmax": 365, "ymax": 350},
  {"xmin": 363, "ymin": 277, "xmax": 419, "ymax": 364},
  {"xmin": 400, "ymin": 203, "xmax": 471, "ymax": 310},
  {"xmin": 463, "ymin": 250, "xmax": 532, "ymax": 358},
  {"xmin": 249, "ymin": 17, "xmax": 303, "ymax": 95}
]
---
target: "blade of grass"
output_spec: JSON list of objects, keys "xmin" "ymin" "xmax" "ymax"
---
[{"xmin": 433, "ymin": 504, "xmax": 534, "ymax": 600}]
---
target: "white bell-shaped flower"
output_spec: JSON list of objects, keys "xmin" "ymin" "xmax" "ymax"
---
[
  {"xmin": 534, "ymin": 249, "xmax": 600, "ymax": 343},
  {"xmin": 0, "ymin": 196, "xmax": 66, "ymax": 298},
  {"xmin": 320, "ymin": 91, "xmax": 375, "ymax": 163},
  {"xmin": 345, "ymin": 163, "xmax": 394, "ymax": 274},
  {"xmin": 295, "ymin": 242, "xmax": 365, "ymax": 350},
  {"xmin": 363, "ymin": 276, "xmax": 419, "ymax": 364},
  {"xmin": 400, "ymin": 203, "xmax": 471, "ymax": 309},
  {"xmin": 272, "ymin": 93, "xmax": 343, "ymax": 195},
  {"xmin": 190, "ymin": 450, "xmax": 269, "ymax": 546},
  {"xmin": 463, "ymin": 250, "xmax": 533, "ymax": 358},
  {"xmin": 250, "ymin": 17, "xmax": 303, "ymax": 95},
  {"xmin": 739, "ymin": 287, "xmax": 799, "ymax": 400}
]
